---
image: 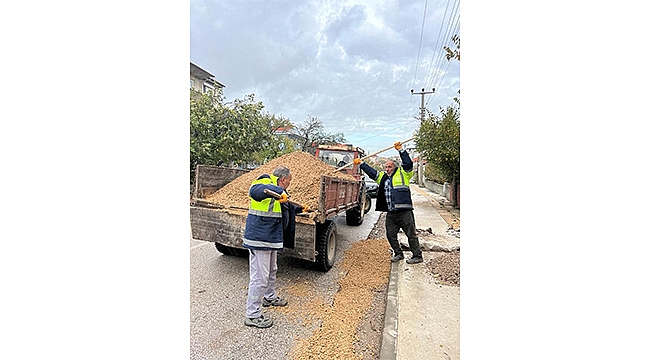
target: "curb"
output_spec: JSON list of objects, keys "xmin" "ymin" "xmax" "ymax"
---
[{"xmin": 378, "ymin": 261, "xmax": 399, "ymax": 360}]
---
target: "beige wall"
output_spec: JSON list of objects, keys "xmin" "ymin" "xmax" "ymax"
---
[{"xmin": 190, "ymin": 75, "xmax": 203, "ymax": 92}]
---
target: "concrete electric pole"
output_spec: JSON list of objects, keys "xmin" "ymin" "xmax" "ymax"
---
[
  {"xmin": 410, "ymin": 88, "xmax": 434, "ymax": 186},
  {"xmin": 411, "ymin": 88, "xmax": 435, "ymax": 122}
]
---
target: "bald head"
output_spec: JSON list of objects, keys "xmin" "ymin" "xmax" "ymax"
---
[{"xmin": 384, "ymin": 160, "xmax": 396, "ymax": 175}]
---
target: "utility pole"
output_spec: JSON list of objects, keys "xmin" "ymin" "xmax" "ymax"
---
[
  {"xmin": 411, "ymin": 88, "xmax": 434, "ymax": 186},
  {"xmin": 411, "ymin": 88, "xmax": 435, "ymax": 122}
]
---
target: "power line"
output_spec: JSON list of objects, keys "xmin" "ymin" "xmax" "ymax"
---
[
  {"xmin": 410, "ymin": 0, "xmax": 429, "ymax": 91},
  {"xmin": 405, "ymin": 0, "xmax": 430, "ymax": 125},
  {"xmin": 426, "ymin": 18, "xmax": 460, "ymax": 106},
  {"xmin": 422, "ymin": 0, "xmax": 452, "ymax": 91},
  {"xmin": 358, "ymin": 0, "xmax": 459, "ymax": 146},
  {"xmin": 423, "ymin": 4, "xmax": 460, "ymax": 108},
  {"xmin": 426, "ymin": 0, "xmax": 460, "ymax": 93}
]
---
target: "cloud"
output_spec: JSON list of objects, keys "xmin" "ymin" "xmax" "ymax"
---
[{"xmin": 190, "ymin": 0, "xmax": 460, "ymax": 153}]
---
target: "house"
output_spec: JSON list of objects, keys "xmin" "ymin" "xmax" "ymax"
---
[
  {"xmin": 274, "ymin": 126, "xmax": 305, "ymax": 145},
  {"xmin": 190, "ymin": 62, "xmax": 225, "ymax": 93},
  {"xmin": 274, "ymin": 126, "xmax": 306, "ymax": 151}
]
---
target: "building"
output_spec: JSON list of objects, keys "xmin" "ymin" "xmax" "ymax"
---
[
  {"xmin": 274, "ymin": 126, "xmax": 306, "ymax": 148},
  {"xmin": 190, "ymin": 62, "xmax": 225, "ymax": 93}
]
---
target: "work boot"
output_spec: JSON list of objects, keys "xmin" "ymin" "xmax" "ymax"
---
[
  {"xmin": 263, "ymin": 297, "xmax": 288, "ymax": 307},
  {"xmin": 406, "ymin": 256, "xmax": 423, "ymax": 264},
  {"xmin": 390, "ymin": 253, "xmax": 404, "ymax": 262},
  {"xmin": 244, "ymin": 314, "xmax": 273, "ymax": 328}
]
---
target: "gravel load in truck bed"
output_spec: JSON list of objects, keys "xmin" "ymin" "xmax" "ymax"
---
[{"xmin": 204, "ymin": 151, "xmax": 357, "ymax": 211}]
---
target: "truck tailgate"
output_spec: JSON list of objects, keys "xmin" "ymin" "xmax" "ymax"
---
[{"xmin": 318, "ymin": 175, "xmax": 362, "ymax": 222}]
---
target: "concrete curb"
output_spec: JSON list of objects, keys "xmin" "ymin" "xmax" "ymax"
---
[
  {"xmin": 377, "ymin": 184, "xmax": 460, "ymax": 360},
  {"xmin": 379, "ymin": 261, "xmax": 399, "ymax": 360}
]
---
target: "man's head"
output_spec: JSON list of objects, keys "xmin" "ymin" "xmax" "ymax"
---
[
  {"xmin": 273, "ymin": 166, "xmax": 292, "ymax": 189},
  {"xmin": 384, "ymin": 160, "xmax": 396, "ymax": 176}
]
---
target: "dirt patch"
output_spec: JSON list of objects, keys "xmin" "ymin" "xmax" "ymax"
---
[
  {"xmin": 287, "ymin": 219, "xmax": 391, "ymax": 360},
  {"xmin": 203, "ymin": 151, "xmax": 356, "ymax": 211},
  {"xmin": 430, "ymin": 200, "xmax": 460, "ymax": 231},
  {"xmin": 355, "ymin": 213, "xmax": 388, "ymax": 359},
  {"xmin": 273, "ymin": 278, "xmax": 330, "ymax": 328},
  {"xmin": 426, "ymin": 249, "xmax": 460, "ymax": 286}
]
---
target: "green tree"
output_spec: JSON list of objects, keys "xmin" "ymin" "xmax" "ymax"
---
[
  {"xmin": 294, "ymin": 115, "xmax": 346, "ymax": 154},
  {"xmin": 414, "ymin": 33, "xmax": 461, "ymax": 207},
  {"xmin": 190, "ymin": 88, "xmax": 221, "ymax": 181},
  {"xmin": 444, "ymin": 34, "xmax": 460, "ymax": 61},
  {"xmin": 416, "ymin": 105, "xmax": 460, "ymax": 207},
  {"xmin": 190, "ymin": 89, "xmax": 295, "ymax": 182}
]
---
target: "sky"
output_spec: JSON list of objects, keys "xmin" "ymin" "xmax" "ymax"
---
[{"xmin": 190, "ymin": 0, "xmax": 460, "ymax": 155}]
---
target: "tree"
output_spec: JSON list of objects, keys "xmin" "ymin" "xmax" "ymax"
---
[
  {"xmin": 190, "ymin": 88, "xmax": 221, "ymax": 181},
  {"xmin": 416, "ymin": 105, "xmax": 460, "ymax": 208},
  {"xmin": 444, "ymin": 34, "xmax": 460, "ymax": 106},
  {"xmin": 294, "ymin": 115, "xmax": 345, "ymax": 154},
  {"xmin": 414, "ymin": 33, "xmax": 461, "ymax": 207},
  {"xmin": 190, "ymin": 89, "xmax": 295, "ymax": 182},
  {"xmin": 443, "ymin": 34, "xmax": 460, "ymax": 61}
]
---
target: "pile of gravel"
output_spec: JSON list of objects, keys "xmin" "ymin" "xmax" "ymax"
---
[{"xmin": 427, "ymin": 249, "xmax": 460, "ymax": 286}]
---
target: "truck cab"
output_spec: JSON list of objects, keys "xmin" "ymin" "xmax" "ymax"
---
[{"xmin": 314, "ymin": 143, "xmax": 365, "ymax": 180}]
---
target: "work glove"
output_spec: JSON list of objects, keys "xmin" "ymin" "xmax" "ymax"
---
[
  {"xmin": 278, "ymin": 193, "xmax": 289, "ymax": 203},
  {"xmin": 394, "ymin": 141, "xmax": 402, "ymax": 151},
  {"xmin": 353, "ymin": 158, "xmax": 362, "ymax": 165}
]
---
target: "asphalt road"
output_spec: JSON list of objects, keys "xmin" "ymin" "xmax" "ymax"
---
[{"xmin": 190, "ymin": 199, "xmax": 379, "ymax": 360}]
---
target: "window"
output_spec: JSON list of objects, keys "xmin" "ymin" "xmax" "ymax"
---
[
  {"xmin": 203, "ymin": 83, "xmax": 214, "ymax": 93},
  {"xmin": 190, "ymin": 79, "xmax": 194, "ymax": 88}
]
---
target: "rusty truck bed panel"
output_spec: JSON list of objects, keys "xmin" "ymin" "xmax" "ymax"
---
[
  {"xmin": 317, "ymin": 175, "xmax": 362, "ymax": 222},
  {"xmin": 193, "ymin": 165, "xmax": 249, "ymax": 199},
  {"xmin": 190, "ymin": 206, "xmax": 316, "ymax": 261}
]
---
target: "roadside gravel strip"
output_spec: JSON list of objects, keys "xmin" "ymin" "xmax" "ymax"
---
[{"xmin": 282, "ymin": 239, "xmax": 390, "ymax": 359}]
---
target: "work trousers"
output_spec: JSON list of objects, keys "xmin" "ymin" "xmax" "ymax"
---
[
  {"xmin": 385, "ymin": 210, "xmax": 422, "ymax": 258},
  {"xmin": 245, "ymin": 249, "xmax": 278, "ymax": 318}
]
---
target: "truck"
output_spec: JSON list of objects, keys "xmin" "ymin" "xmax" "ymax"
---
[
  {"xmin": 190, "ymin": 147, "xmax": 371, "ymax": 271},
  {"xmin": 313, "ymin": 143, "xmax": 372, "ymax": 222}
]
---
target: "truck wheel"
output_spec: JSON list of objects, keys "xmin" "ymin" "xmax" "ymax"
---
[
  {"xmin": 215, "ymin": 243, "xmax": 249, "ymax": 258},
  {"xmin": 345, "ymin": 204, "xmax": 365, "ymax": 226},
  {"xmin": 215, "ymin": 242, "xmax": 233, "ymax": 255},
  {"xmin": 315, "ymin": 220, "xmax": 337, "ymax": 271},
  {"xmin": 364, "ymin": 194, "xmax": 372, "ymax": 214}
]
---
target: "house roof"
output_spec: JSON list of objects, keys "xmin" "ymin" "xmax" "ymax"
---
[
  {"xmin": 275, "ymin": 126, "xmax": 296, "ymax": 133},
  {"xmin": 190, "ymin": 62, "xmax": 225, "ymax": 88}
]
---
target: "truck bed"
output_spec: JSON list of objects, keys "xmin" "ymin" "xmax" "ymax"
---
[{"xmin": 190, "ymin": 165, "xmax": 364, "ymax": 267}]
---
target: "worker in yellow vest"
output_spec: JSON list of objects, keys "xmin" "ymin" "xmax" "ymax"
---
[
  {"xmin": 354, "ymin": 142, "xmax": 423, "ymax": 264},
  {"xmin": 243, "ymin": 166, "xmax": 308, "ymax": 328}
]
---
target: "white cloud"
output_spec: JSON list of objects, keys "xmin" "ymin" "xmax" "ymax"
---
[{"xmin": 190, "ymin": 0, "xmax": 460, "ymax": 154}]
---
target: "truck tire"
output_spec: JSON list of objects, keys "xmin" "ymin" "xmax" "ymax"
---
[
  {"xmin": 345, "ymin": 205, "xmax": 365, "ymax": 226},
  {"xmin": 214, "ymin": 243, "xmax": 249, "ymax": 258},
  {"xmin": 364, "ymin": 194, "xmax": 372, "ymax": 214},
  {"xmin": 214, "ymin": 242, "xmax": 232, "ymax": 255},
  {"xmin": 315, "ymin": 220, "xmax": 337, "ymax": 271}
]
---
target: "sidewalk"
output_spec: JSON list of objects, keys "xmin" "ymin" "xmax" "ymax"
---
[{"xmin": 379, "ymin": 185, "xmax": 460, "ymax": 360}]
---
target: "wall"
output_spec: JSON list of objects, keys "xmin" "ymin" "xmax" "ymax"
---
[
  {"xmin": 190, "ymin": 75, "xmax": 203, "ymax": 92},
  {"xmin": 422, "ymin": 178, "xmax": 460, "ymax": 208},
  {"xmin": 422, "ymin": 178, "xmax": 449, "ymax": 198}
]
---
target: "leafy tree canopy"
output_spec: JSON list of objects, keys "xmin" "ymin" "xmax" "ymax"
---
[
  {"xmin": 416, "ymin": 105, "xmax": 460, "ymax": 184},
  {"xmin": 190, "ymin": 89, "xmax": 295, "ymax": 181}
]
